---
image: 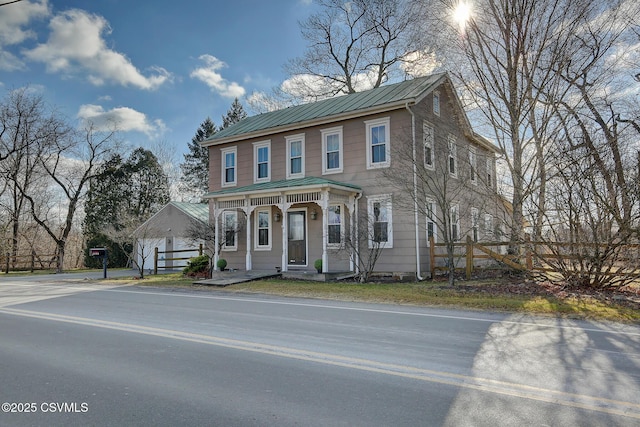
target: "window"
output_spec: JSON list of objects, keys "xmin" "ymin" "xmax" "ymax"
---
[
  {"xmin": 433, "ymin": 91, "xmax": 440, "ymax": 116},
  {"xmin": 328, "ymin": 204, "xmax": 343, "ymax": 246},
  {"xmin": 469, "ymin": 146, "xmax": 477, "ymax": 184},
  {"xmin": 222, "ymin": 211, "xmax": 238, "ymax": 250},
  {"xmin": 426, "ymin": 198, "xmax": 437, "ymax": 245},
  {"xmin": 448, "ymin": 135, "xmax": 457, "ymax": 177},
  {"xmin": 471, "ymin": 207, "xmax": 479, "ymax": 242},
  {"xmin": 423, "ymin": 122, "xmax": 434, "ymax": 169},
  {"xmin": 368, "ymin": 195, "xmax": 393, "ymax": 248},
  {"xmin": 221, "ymin": 147, "xmax": 236, "ymax": 187},
  {"xmin": 253, "ymin": 141, "xmax": 271, "ymax": 183},
  {"xmin": 321, "ymin": 126, "xmax": 343, "ymax": 174},
  {"xmin": 450, "ymin": 204, "xmax": 459, "ymax": 241},
  {"xmin": 484, "ymin": 214, "xmax": 493, "ymax": 238},
  {"xmin": 255, "ymin": 208, "xmax": 271, "ymax": 249},
  {"xmin": 286, "ymin": 134, "xmax": 305, "ymax": 179},
  {"xmin": 486, "ymin": 158, "xmax": 493, "ymax": 187},
  {"xmin": 366, "ymin": 117, "xmax": 391, "ymax": 169}
]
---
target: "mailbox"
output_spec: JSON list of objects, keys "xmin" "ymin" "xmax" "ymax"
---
[
  {"xmin": 90, "ymin": 247, "xmax": 107, "ymax": 257},
  {"xmin": 89, "ymin": 247, "xmax": 108, "ymax": 278}
]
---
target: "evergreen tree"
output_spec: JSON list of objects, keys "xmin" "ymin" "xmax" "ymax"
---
[
  {"xmin": 180, "ymin": 117, "xmax": 216, "ymax": 197},
  {"xmin": 83, "ymin": 148, "xmax": 170, "ymax": 267},
  {"xmin": 221, "ymin": 98, "xmax": 247, "ymax": 129}
]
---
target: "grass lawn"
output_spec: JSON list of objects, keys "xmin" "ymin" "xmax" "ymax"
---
[{"xmin": 107, "ymin": 273, "xmax": 640, "ymax": 323}]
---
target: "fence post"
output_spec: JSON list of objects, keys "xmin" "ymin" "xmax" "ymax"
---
[
  {"xmin": 199, "ymin": 243, "xmax": 203, "ymax": 256},
  {"xmin": 465, "ymin": 236, "xmax": 473, "ymax": 280},
  {"xmin": 154, "ymin": 247, "xmax": 159, "ymax": 275},
  {"xmin": 429, "ymin": 236, "xmax": 435, "ymax": 279},
  {"xmin": 525, "ymin": 234, "xmax": 533, "ymax": 270}
]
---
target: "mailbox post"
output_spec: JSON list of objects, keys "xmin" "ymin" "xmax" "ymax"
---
[{"xmin": 90, "ymin": 247, "xmax": 108, "ymax": 278}]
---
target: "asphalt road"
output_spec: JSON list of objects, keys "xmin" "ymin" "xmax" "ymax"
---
[{"xmin": 1, "ymin": 276, "xmax": 639, "ymax": 426}]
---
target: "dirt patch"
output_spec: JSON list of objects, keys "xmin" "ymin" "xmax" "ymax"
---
[{"xmin": 432, "ymin": 272, "xmax": 640, "ymax": 310}]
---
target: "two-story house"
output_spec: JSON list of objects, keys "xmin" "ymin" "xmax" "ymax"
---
[{"xmin": 201, "ymin": 73, "xmax": 501, "ymax": 278}]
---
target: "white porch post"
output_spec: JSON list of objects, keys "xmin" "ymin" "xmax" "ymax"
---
[
  {"xmin": 280, "ymin": 196, "xmax": 291, "ymax": 272},
  {"xmin": 348, "ymin": 195, "xmax": 356, "ymax": 272},
  {"xmin": 213, "ymin": 205, "xmax": 220, "ymax": 270},
  {"xmin": 244, "ymin": 203, "xmax": 253, "ymax": 271},
  {"xmin": 321, "ymin": 190, "xmax": 329, "ymax": 273}
]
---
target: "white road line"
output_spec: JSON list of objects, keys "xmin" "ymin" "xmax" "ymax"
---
[{"xmin": 1, "ymin": 306, "xmax": 639, "ymax": 420}]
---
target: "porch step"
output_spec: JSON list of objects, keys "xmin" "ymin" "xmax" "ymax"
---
[{"xmin": 282, "ymin": 271, "xmax": 354, "ymax": 282}]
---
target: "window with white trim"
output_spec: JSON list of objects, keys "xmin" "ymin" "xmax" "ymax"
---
[
  {"xmin": 368, "ymin": 195, "xmax": 393, "ymax": 248},
  {"xmin": 450, "ymin": 204, "xmax": 460, "ymax": 241},
  {"xmin": 286, "ymin": 134, "xmax": 305, "ymax": 179},
  {"xmin": 448, "ymin": 135, "xmax": 457, "ymax": 177},
  {"xmin": 484, "ymin": 214, "xmax": 493, "ymax": 238},
  {"xmin": 486, "ymin": 158, "xmax": 493, "ymax": 187},
  {"xmin": 221, "ymin": 147, "xmax": 237, "ymax": 187},
  {"xmin": 321, "ymin": 126, "xmax": 343, "ymax": 174},
  {"xmin": 255, "ymin": 208, "xmax": 271, "ymax": 249},
  {"xmin": 366, "ymin": 117, "xmax": 391, "ymax": 169},
  {"xmin": 222, "ymin": 211, "xmax": 238, "ymax": 250},
  {"xmin": 471, "ymin": 207, "xmax": 479, "ymax": 242},
  {"xmin": 328, "ymin": 204, "xmax": 343, "ymax": 246},
  {"xmin": 469, "ymin": 146, "xmax": 477, "ymax": 184},
  {"xmin": 426, "ymin": 198, "xmax": 437, "ymax": 245},
  {"xmin": 253, "ymin": 141, "xmax": 271, "ymax": 183},
  {"xmin": 433, "ymin": 91, "xmax": 440, "ymax": 116},
  {"xmin": 423, "ymin": 122, "xmax": 434, "ymax": 170}
]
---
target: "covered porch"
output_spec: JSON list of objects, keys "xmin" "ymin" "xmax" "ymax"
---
[{"xmin": 204, "ymin": 177, "xmax": 362, "ymax": 274}]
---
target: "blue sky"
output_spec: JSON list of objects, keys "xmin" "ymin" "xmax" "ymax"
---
[{"xmin": 0, "ymin": 0, "xmax": 314, "ymax": 158}]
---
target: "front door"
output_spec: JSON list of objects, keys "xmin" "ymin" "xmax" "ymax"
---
[{"xmin": 288, "ymin": 211, "xmax": 306, "ymax": 266}]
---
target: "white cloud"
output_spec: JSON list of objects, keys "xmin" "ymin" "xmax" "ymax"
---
[
  {"xmin": 401, "ymin": 50, "xmax": 441, "ymax": 78},
  {"xmin": 23, "ymin": 9, "xmax": 171, "ymax": 90},
  {"xmin": 77, "ymin": 104, "xmax": 166, "ymax": 138},
  {"xmin": 190, "ymin": 54, "xmax": 246, "ymax": 98},
  {"xmin": 0, "ymin": 0, "xmax": 49, "ymax": 71}
]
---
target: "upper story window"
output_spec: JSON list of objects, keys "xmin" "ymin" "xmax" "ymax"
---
[
  {"xmin": 368, "ymin": 194, "xmax": 393, "ymax": 248},
  {"xmin": 433, "ymin": 91, "xmax": 440, "ymax": 116},
  {"xmin": 321, "ymin": 126, "xmax": 343, "ymax": 175},
  {"xmin": 423, "ymin": 121, "xmax": 434, "ymax": 170},
  {"xmin": 366, "ymin": 117, "xmax": 391, "ymax": 169},
  {"xmin": 448, "ymin": 135, "xmax": 458, "ymax": 178},
  {"xmin": 469, "ymin": 146, "xmax": 477, "ymax": 185},
  {"xmin": 222, "ymin": 211, "xmax": 238, "ymax": 250},
  {"xmin": 286, "ymin": 134, "xmax": 305, "ymax": 179},
  {"xmin": 253, "ymin": 141, "xmax": 271, "ymax": 183},
  {"xmin": 221, "ymin": 147, "xmax": 237, "ymax": 187}
]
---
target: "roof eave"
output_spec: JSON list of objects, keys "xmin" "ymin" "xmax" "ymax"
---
[{"xmin": 200, "ymin": 99, "xmax": 415, "ymax": 147}]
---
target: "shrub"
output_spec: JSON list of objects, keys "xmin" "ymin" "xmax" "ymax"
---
[
  {"xmin": 216, "ymin": 258, "xmax": 227, "ymax": 271},
  {"xmin": 183, "ymin": 254, "xmax": 210, "ymax": 276},
  {"xmin": 314, "ymin": 259, "xmax": 322, "ymax": 272}
]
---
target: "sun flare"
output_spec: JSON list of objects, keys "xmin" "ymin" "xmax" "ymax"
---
[{"xmin": 453, "ymin": 1, "xmax": 472, "ymax": 31}]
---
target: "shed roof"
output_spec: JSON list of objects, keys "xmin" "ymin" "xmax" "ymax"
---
[
  {"xmin": 202, "ymin": 73, "xmax": 447, "ymax": 146},
  {"xmin": 170, "ymin": 201, "xmax": 209, "ymax": 223}
]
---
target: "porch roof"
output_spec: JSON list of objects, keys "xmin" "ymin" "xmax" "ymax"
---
[{"xmin": 204, "ymin": 176, "xmax": 361, "ymax": 199}]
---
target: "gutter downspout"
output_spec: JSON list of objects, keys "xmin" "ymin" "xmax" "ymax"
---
[{"xmin": 406, "ymin": 102, "xmax": 424, "ymax": 280}]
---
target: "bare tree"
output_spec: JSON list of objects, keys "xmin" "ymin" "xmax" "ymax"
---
[
  {"xmin": 0, "ymin": 87, "xmax": 68, "ymax": 267},
  {"xmin": 383, "ymin": 117, "xmax": 501, "ymax": 285},
  {"xmin": 442, "ymin": 0, "xmax": 592, "ymax": 253},
  {"xmin": 20, "ymin": 124, "xmax": 117, "ymax": 272},
  {"xmin": 282, "ymin": 0, "xmax": 431, "ymax": 102}
]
